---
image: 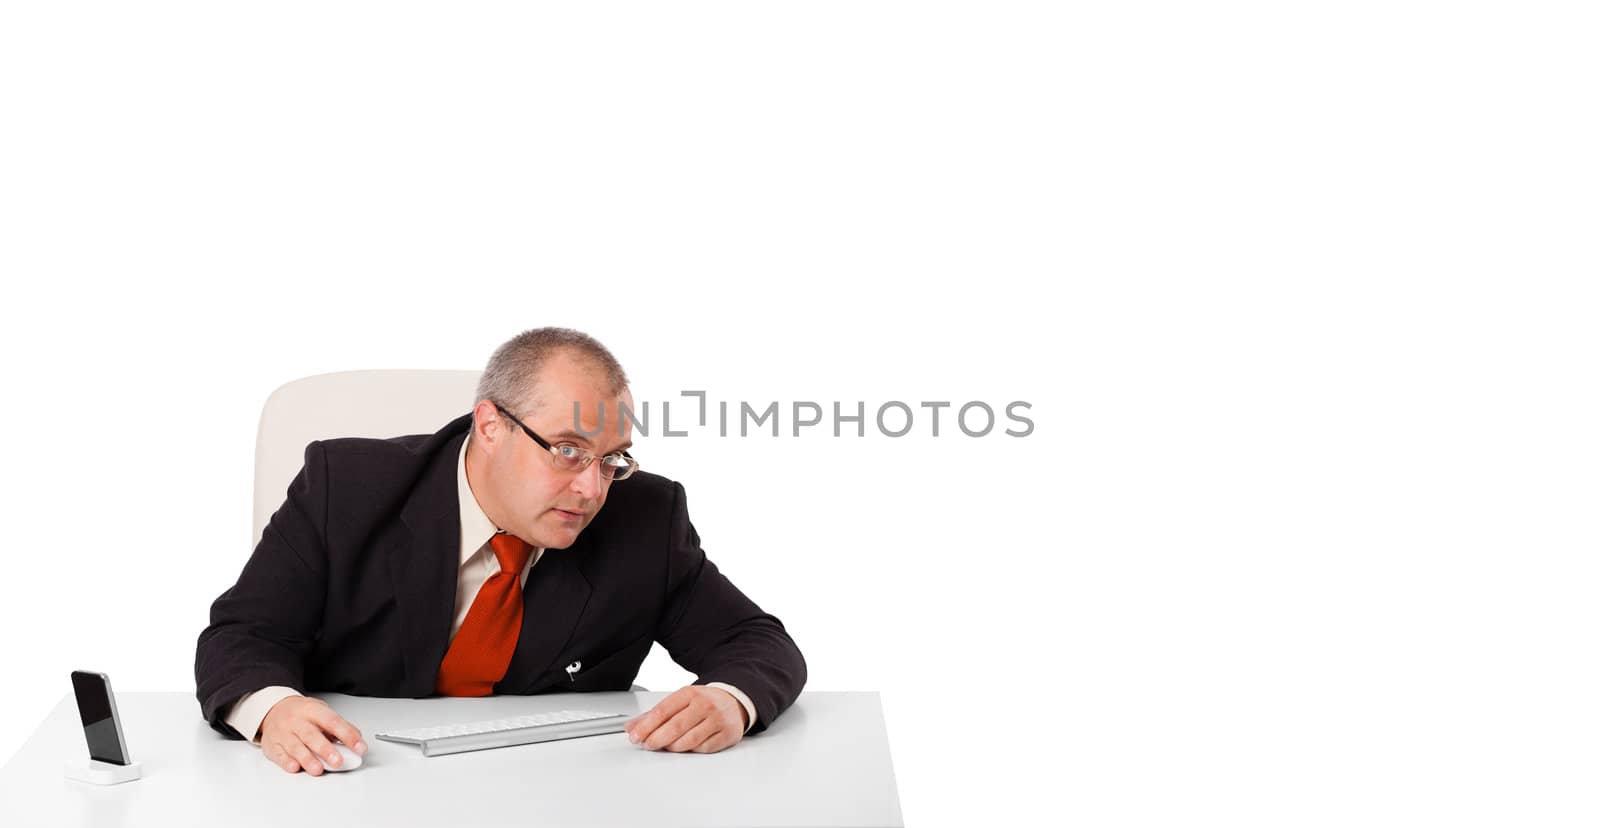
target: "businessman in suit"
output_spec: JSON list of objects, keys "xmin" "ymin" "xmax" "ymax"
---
[{"xmin": 195, "ymin": 328, "xmax": 806, "ymax": 775}]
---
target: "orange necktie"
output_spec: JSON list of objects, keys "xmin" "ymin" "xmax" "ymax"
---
[{"xmin": 435, "ymin": 533, "xmax": 534, "ymax": 697}]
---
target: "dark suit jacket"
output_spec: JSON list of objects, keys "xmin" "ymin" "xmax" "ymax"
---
[{"xmin": 195, "ymin": 414, "xmax": 805, "ymax": 738}]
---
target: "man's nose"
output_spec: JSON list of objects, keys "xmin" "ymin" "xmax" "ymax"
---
[{"xmin": 570, "ymin": 459, "xmax": 603, "ymax": 498}]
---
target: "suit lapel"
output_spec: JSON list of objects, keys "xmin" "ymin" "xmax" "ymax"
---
[
  {"xmin": 498, "ymin": 535, "xmax": 594, "ymax": 692},
  {"xmin": 392, "ymin": 430, "xmax": 467, "ymax": 697}
]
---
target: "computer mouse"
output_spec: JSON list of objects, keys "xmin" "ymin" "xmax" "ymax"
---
[{"xmin": 321, "ymin": 743, "xmax": 364, "ymax": 772}]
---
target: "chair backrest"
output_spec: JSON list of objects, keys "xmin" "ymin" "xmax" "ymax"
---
[{"xmin": 253, "ymin": 369, "xmax": 482, "ymax": 545}]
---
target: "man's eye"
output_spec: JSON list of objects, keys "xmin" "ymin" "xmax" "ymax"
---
[{"xmin": 556, "ymin": 445, "xmax": 582, "ymax": 459}]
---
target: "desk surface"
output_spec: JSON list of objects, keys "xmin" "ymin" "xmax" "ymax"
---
[{"xmin": 0, "ymin": 690, "xmax": 902, "ymax": 827}]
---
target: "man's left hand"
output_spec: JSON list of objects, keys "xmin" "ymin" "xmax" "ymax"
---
[{"xmin": 624, "ymin": 685, "xmax": 749, "ymax": 753}]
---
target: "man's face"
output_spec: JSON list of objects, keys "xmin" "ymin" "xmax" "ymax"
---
[{"xmin": 475, "ymin": 353, "xmax": 634, "ymax": 550}]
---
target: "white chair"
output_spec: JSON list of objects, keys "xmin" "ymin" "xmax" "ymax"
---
[{"xmin": 252, "ymin": 369, "xmax": 481, "ymax": 545}]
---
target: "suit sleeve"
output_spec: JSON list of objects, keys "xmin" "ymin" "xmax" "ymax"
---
[
  {"xmin": 194, "ymin": 442, "xmax": 331, "ymax": 738},
  {"xmin": 654, "ymin": 481, "xmax": 807, "ymax": 734}
]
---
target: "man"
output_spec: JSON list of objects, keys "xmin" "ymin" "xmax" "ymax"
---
[{"xmin": 195, "ymin": 328, "xmax": 806, "ymax": 775}]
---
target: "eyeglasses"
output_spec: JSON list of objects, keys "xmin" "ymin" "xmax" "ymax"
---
[{"xmin": 493, "ymin": 403, "xmax": 640, "ymax": 481}]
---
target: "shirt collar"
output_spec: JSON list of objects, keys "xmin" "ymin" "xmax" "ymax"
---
[{"xmin": 457, "ymin": 435, "xmax": 503, "ymax": 567}]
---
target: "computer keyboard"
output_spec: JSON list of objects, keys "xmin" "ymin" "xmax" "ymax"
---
[{"xmin": 375, "ymin": 709, "xmax": 630, "ymax": 756}]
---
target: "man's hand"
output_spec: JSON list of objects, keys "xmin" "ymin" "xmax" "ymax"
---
[
  {"xmin": 624, "ymin": 685, "xmax": 749, "ymax": 754},
  {"xmin": 258, "ymin": 696, "xmax": 366, "ymax": 776}
]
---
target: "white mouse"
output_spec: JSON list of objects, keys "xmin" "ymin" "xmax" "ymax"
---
[{"xmin": 321, "ymin": 744, "xmax": 364, "ymax": 772}]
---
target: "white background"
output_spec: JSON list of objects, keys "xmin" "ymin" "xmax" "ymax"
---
[{"xmin": 2, "ymin": 2, "xmax": 1597, "ymax": 825}]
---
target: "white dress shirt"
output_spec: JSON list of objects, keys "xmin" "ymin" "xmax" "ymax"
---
[{"xmin": 225, "ymin": 436, "xmax": 756, "ymax": 742}]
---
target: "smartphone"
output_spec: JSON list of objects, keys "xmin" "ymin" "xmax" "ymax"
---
[{"xmin": 70, "ymin": 671, "xmax": 132, "ymax": 766}]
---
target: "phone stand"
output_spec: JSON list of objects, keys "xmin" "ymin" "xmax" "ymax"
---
[{"xmin": 63, "ymin": 759, "xmax": 143, "ymax": 786}]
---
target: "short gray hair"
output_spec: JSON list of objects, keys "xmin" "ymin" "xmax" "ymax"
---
[{"xmin": 475, "ymin": 327, "xmax": 629, "ymax": 414}]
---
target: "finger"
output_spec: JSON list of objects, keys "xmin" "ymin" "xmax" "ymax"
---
[
  {"xmin": 638, "ymin": 705, "xmax": 696, "ymax": 750},
  {"xmin": 627, "ymin": 689, "xmax": 694, "ymax": 743},
  {"xmin": 629, "ymin": 689, "xmax": 693, "ymax": 740},
  {"xmin": 641, "ymin": 706, "xmax": 708, "ymax": 751},
  {"xmin": 285, "ymin": 735, "xmax": 324, "ymax": 776},
  {"xmin": 312, "ymin": 708, "xmax": 367, "ymax": 755},
  {"xmin": 693, "ymin": 715, "xmax": 745, "ymax": 754},
  {"xmin": 264, "ymin": 742, "xmax": 301, "ymax": 774},
  {"xmin": 665, "ymin": 716, "xmax": 722, "ymax": 753},
  {"xmin": 295, "ymin": 723, "xmax": 345, "ymax": 770},
  {"xmin": 271, "ymin": 741, "xmax": 305, "ymax": 774}
]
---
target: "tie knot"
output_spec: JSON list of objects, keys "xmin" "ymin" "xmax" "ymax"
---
[{"xmin": 489, "ymin": 532, "xmax": 532, "ymax": 574}]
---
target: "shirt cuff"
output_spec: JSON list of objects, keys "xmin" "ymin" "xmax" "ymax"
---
[
  {"xmin": 224, "ymin": 686, "xmax": 303, "ymax": 744},
  {"xmin": 705, "ymin": 682, "xmax": 757, "ymax": 734}
]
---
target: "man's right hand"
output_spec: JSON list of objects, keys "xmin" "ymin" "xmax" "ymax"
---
[{"xmin": 257, "ymin": 696, "xmax": 366, "ymax": 776}]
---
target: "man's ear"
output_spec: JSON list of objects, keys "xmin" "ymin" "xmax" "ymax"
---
[{"xmin": 471, "ymin": 399, "xmax": 502, "ymax": 450}]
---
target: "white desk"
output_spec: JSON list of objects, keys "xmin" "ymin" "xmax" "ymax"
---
[{"xmin": 0, "ymin": 691, "xmax": 902, "ymax": 827}]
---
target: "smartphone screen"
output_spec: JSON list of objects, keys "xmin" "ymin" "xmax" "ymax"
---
[{"xmin": 70, "ymin": 671, "xmax": 130, "ymax": 765}]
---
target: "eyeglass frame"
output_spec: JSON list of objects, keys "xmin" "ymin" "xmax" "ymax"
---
[{"xmin": 492, "ymin": 403, "xmax": 639, "ymax": 480}]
